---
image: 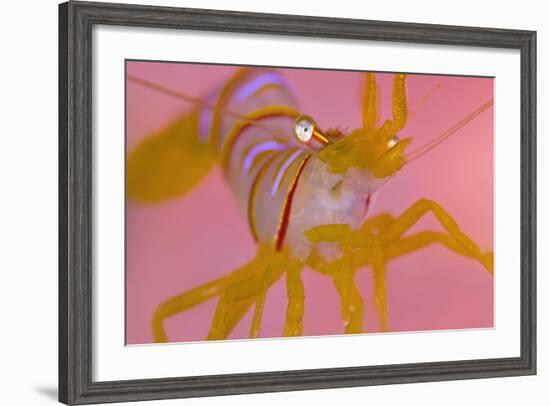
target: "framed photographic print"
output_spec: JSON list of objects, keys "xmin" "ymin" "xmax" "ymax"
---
[{"xmin": 59, "ymin": 1, "xmax": 537, "ymax": 404}]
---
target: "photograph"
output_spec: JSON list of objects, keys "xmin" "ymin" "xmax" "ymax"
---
[
  {"xmin": 54, "ymin": 1, "xmax": 538, "ymax": 404},
  {"xmin": 125, "ymin": 61, "xmax": 495, "ymax": 345}
]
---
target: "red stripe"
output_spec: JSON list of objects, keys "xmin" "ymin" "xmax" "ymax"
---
[
  {"xmin": 364, "ymin": 194, "xmax": 372, "ymax": 216},
  {"xmin": 275, "ymin": 156, "xmax": 311, "ymax": 251}
]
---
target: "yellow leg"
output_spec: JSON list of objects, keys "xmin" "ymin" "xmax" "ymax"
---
[
  {"xmin": 249, "ymin": 269, "xmax": 272, "ymax": 338},
  {"xmin": 302, "ymin": 225, "xmax": 387, "ymax": 333},
  {"xmin": 385, "ymin": 231, "xmax": 474, "ymax": 260},
  {"xmin": 207, "ymin": 294, "xmax": 233, "ymax": 341},
  {"xmin": 332, "ymin": 268, "xmax": 365, "ymax": 334},
  {"xmin": 371, "ymin": 253, "xmax": 389, "ymax": 332},
  {"xmin": 223, "ymin": 299, "xmax": 257, "ymax": 339},
  {"xmin": 253, "ymin": 257, "xmax": 304, "ymax": 338},
  {"xmin": 305, "ymin": 224, "xmax": 370, "ymax": 333},
  {"xmin": 152, "ymin": 261, "xmax": 260, "ymax": 343},
  {"xmin": 284, "ymin": 262, "xmax": 305, "ymax": 336},
  {"xmin": 208, "ymin": 268, "xmax": 281, "ymax": 340},
  {"xmin": 210, "ymin": 254, "xmax": 304, "ymax": 340},
  {"xmin": 207, "ymin": 246, "xmax": 300, "ymax": 340},
  {"xmin": 360, "ymin": 213, "xmax": 394, "ymax": 234},
  {"xmin": 364, "ymin": 201, "xmax": 492, "ymax": 329},
  {"xmin": 359, "ymin": 211, "xmax": 491, "ymax": 272},
  {"xmin": 208, "ymin": 277, "xmax": 266, "ymax": 340},
  {"xmin": 349, "ymin": 233, "xmax": 389, "ymax": 332},
  {"xmin": 305, "ymin": 199, "xmax": 493, "ymax": 333},
  {"xmin": 152, "ymin": 244, "xmax": 281, "ymax": 343},
  {"xmin": 249, "ymin": 297, "xmax": 267, "ymax": 339},
  {"xmin": 377, "ymin": 199, "xmax": 493, "ymax": 274}
]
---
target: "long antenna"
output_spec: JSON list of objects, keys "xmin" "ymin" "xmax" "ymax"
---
[
  {"xmin": 127, "ymin": 75, "xmax": 292, "ymax": 138},
  {"xmin": 405, "ymin": 99, "xmax": 494, "ymax": 163},
  {"xmin": 408, "ymin": 82, "xmax": 443, "ymax": 120}
]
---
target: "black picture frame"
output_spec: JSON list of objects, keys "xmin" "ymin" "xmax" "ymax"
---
[{"xmin": 59, "ymin": 1, "xmax": 537, "ymax": 404}]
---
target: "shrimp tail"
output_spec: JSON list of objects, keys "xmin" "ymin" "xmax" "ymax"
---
[{"xmin": 127, "ymin": 110, "xmax": 217, "ymax": 202}]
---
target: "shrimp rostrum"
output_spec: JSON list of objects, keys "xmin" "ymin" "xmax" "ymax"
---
[{"xmin": 126, "ymin": 68, "xmax": 494, "ymax": 342}]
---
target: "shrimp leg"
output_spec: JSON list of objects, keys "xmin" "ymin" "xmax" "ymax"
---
[
  {"xmin": 307, "ymin": 253, "xmax": 366, "ymax": 333},
  {"xmin": 152, "ymin": 263, "xmax": 258, "ymax": 343},
  {"xmin": 207, "ymin": 246, "xmax": 301, "ymax": 340},
  {"xmin": 305, "ymin": 199, "xmax": 493, "ymax": 333},
  {"xmin": 371, "ymin": 200, "xmax": 492, "ymax": 329},
  {"xmin": 332, "ymin": 268, "xmax": 365, "ymax": 333},
  {"xmin": 284, "ymin": 261, "xmax": 306, "ymax": 336},
  {"xmin": 305, "ymin": 224, "xmax": 371, "ymax": 333},
  {"xmin": 377, "ymin": 199, "xmax": 493, "ymax": 274},
  {"xmin": 153, "ymin": 244, "xmax": 275, "ymax": 342},
  {"xmin": 384, "ymin": 231, "xmax": 476, "ymax": 261}
]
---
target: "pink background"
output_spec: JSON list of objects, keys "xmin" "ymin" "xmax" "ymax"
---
[{"xmin": 126, "ymin": 61, "xmax": 494, "ymax": 345}]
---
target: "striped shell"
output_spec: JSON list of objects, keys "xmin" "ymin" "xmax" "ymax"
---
[{"xmin": 198, "ymin": 68, "xmax": 376, "ymax": 258}]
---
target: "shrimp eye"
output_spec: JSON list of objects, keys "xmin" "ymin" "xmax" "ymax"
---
[
  {"xmin": 293, "ymin": 115, "xmax": 330, "ymax": 148},
  {"xmin": 388, "ymin": 134, "xmax": 399, "ymax": 148},
  {"xmin": 294, "ymin": 116, "xmax": 315, "ymax": 142}
]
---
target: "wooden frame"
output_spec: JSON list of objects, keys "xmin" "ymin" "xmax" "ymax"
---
[{"xmin": 59, "ymin": 1, "xmax": 537, "ymax": 404}]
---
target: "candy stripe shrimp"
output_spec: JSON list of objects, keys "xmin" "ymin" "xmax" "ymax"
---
[{"xmin": 126, "ymin": 67, "xmax": 494, "ymax": 342}]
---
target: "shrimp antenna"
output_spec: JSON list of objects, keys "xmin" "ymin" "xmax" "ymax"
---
[
  {"xmin": 405, "ymin": 99, "xmax": 494, "ymax": 164},
  {"xmin": 408, "ymin": 82, "xmax": 443, "ymax": 120},
  {"xmin": 127, "ymin": 75, "xmax": 290, "ymax": 138}
]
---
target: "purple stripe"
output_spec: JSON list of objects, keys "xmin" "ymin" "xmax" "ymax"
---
[
  {"xmin": 243, "ymin": 141, "xmax": 286, "ymax": 172},
  {"xmin": 234, "ymin": 73, "xmax": 287, "ymax": 103},
  {"xmin": 199, "ymin": 109, "xmax": 213, "ymax": 138},
  {"xmin": 271, "ymin": 150, "xmax": 302, "ymax": 196},
  {"xmin": 198, "ymin": 89, "xmax": 219, "ymax": 141}
]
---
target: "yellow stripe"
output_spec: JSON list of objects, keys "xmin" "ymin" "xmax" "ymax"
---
[
  {"xmin": 249, "ymin": 150, "xmax": 278, "ymax": 174},
  {"xmin": 220, "ymin": 105, "xmax": 300, "ymax": 169},
  {"xmin": 210, "ymin": 68, "xmax": 251, "ymax": 146},
  {"xmin": 251, "ymin": 83, "xmax": 282, "ymax": 99}
]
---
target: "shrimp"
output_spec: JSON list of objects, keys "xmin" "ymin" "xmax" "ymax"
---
[{"xmin": 126, "ymin": 67, "xmax": 494, "ymax": 342}]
